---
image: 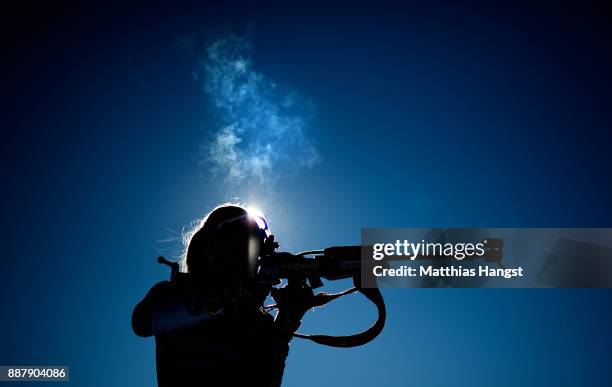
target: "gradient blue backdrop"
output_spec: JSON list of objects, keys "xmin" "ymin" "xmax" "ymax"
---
[{"xmin": 4, "ymin": 1, "xmax": 612, "ymax": 386}]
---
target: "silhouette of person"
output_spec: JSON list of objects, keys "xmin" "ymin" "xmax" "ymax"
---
[{"xmin": 132, "ymin": 204, "xmax": 313, "ymax": 386}]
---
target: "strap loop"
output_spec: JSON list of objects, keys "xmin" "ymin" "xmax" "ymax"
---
[{"xmin": 293, "ymin": 281, "xmax": 386, "ymax": 348}]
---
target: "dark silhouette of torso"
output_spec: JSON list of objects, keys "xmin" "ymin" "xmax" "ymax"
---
[{"xmin": 134, "ymin": 281, "xmax": 290, "ymax": 387}]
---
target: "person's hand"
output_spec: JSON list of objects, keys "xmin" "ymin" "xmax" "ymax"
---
[{"xmin": 271, "ymin": 282, "xmax": 314, "ymax": 330}]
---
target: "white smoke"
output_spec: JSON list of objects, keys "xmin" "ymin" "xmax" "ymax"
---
[{"xmin": 198, "ymin": 32, "xmax": 320, "ymax": 189}]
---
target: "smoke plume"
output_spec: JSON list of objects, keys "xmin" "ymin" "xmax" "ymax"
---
[{"xmin": 198, "ymin": 32, "xmax": 320, "ymax": 190}]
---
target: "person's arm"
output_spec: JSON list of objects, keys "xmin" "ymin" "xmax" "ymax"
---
[
  {"xmin": 132, "ymin": 281, "xmax": 219, "ymax": 337},
  {"xmin": 132, "ymin": 282, "xmax": 171, "ymax": 337},
  {"xmin": 271, "ymin": 282, "xmax": 314, "ymax": 337}
]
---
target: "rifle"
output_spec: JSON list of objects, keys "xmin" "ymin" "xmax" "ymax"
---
[{"xmin": 157, "ymin": 245, "xmax": 385, "ymax": 348}]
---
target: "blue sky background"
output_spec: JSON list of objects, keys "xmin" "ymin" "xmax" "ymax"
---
[{"xmin": 4, "ymin": 1, "xmax": 612, "ymax": 386}]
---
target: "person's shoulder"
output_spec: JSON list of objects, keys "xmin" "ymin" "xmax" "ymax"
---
[
  {"xmin": 150, "ymin": 280, "xmax": 172, "ymax": 291},
  {"xmin": 144, "ymin": 281, "xmax": 175, "ymax": 300}
]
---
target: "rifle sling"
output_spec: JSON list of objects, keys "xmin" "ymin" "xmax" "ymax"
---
[{"xmin": 292, "ymin": 286, "xmax": 386, "ymax": 348}]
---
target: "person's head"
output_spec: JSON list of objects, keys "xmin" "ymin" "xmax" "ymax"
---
[{"xmin": 185, "ymin": 203, "xmax": 272, "ymax": 281}]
